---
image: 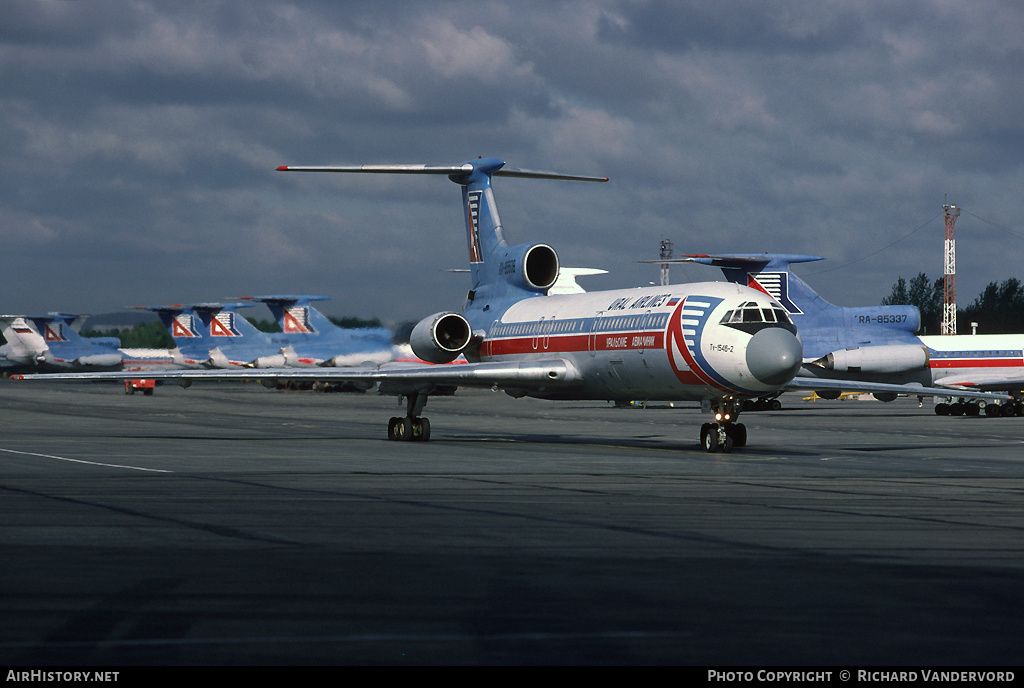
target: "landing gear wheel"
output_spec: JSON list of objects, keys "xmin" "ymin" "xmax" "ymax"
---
[
  {"xmin": 413, "ymin": 417, "xmax": 430, "ymax": 442},
  {"xmin": 721, "ymin": 434, "xmax": 734, "ymax": 453},
  {"xmin": 727, "ymin": 423, "xmax": 747, "ymax": 448},
  {"xmin": 388, "ymin": 416, "xmax": 413, "ymax": 441},
  {"xmin": 385, "ymin": 413, "xmax": 401, "ymax": 440},
  {"xmin": 703, "ymin": 425, "xmax": 719, "ymax": 453}
]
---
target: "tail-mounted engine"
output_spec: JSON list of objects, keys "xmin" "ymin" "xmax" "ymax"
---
[
  {"xmin": 810, "ymin": 344, "xmax": 929, "ymax": 374},
  {"xmin": 497, "ymin": 243, "xmax": 559, "ymax": 293},
  {"xmin": 410, "ymin": 311, "xmax": 473, "ymax": 364}
]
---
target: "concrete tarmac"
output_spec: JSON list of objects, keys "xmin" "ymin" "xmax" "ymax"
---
[{"xmin": 0, "ymin": 381, "xmax": 1021, "ymax": 665}]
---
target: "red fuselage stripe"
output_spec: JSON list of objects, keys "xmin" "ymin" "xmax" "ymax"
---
[
  {"xmin": 482, "ymin": 331, "xmax": 665, "ymax": 357},
  {"xmin": 931, "ymin": 359, "xmax": 1024, "ymax": 370}
]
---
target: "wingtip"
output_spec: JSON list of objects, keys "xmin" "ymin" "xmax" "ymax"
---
[{"xmin": 276, "ymin": 166, "xmax": 289, "ymax": 171}]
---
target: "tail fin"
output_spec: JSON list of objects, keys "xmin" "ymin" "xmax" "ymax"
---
[
  {"xmin": 144, "ymin": 303, "xmax": 264, "ymax": 342},
  {"xmin": 142, "ymin": 304, "xmax": 205, "ymax": 345},
  {"xmin": 239, "ymin": 294, "xmax": 396, "ymax": 367},
  {"xmin": 239, "ymin": 295, "xmax": 331, "ymax": 334},
  {"xmin": 190, "ymin": 303, "xmax": 262, "ymax": 341},
  {"xmin": 277, "ymin": 159, "xmax": 607, "ymax": 305},
  {"xmin": 671, "ymin": 254, "xmax": 824, "ymax": 315},
  {"xmin": 0, "ymin": 316, "xmax": 48, "ymax": 362}
]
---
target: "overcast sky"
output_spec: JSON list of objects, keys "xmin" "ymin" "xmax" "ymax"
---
[{"xmin": 4, "ymin": 0, "xmax": 1024, "ymax": 326}]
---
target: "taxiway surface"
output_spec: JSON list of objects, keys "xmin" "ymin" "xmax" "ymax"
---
[{"xmin": 0, "ymin": 381, "xmax": 1021, "ymax": 665}]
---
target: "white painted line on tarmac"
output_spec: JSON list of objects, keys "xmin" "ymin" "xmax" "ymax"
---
[{"xmin": 0, "ymin": 447, "xmax": 172, "ymax": 472}]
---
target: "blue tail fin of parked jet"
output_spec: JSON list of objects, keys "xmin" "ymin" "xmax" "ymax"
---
[
  {"xmin": 143, "ymin": 303, "xmax": 282, "ymax": 367},
  {"xmin": 239, "ymin": 295, "xmax": 396, "ymax": 367},
  {"xmin": 675, "ymin": 254, "xmax": 921, "ymax": 359}
]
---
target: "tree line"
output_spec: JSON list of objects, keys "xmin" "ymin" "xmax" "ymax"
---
[{"xmin": 881, "ymin": 273, "xmax": 1024, "ymax": 335}]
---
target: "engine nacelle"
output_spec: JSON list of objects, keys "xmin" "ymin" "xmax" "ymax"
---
[
  {"xmin": 811, "ymin": 344, "xmax": 929, "ymax": 374},
  {"xmin": 249, "ymin": 347, "xmax": 299, "ymax": 368},
  {"xmin": 410, "ymin": 311, "xmax": 472, "ymax": 364},
  {"xmin": 496, "ymin": 242, "xmax": 559, "ymax": 293}
]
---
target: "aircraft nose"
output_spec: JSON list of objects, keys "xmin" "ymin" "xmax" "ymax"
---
[{"xmin": 745, "ymin": 327, "xmax": 803, "ymax": 386}]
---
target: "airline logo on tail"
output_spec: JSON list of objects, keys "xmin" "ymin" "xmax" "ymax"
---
[
  {"xmin": 466, "ymin": 191, "xmax": 483, "ymax": 263},
  {"xmin": 210, "ymin": 312, "xmax": 241, "ymax": 337},
  {"xmin": 746, "ymin": 272, "xmax": 802, "ymax": 314},
  {"xmin": 283, "ymin": 306, "xmax": 314, "ymax": 334},
  {"xmin": 172, "ymin": 314, "xmax": 199, "ymax": 338},
  {"xmin": 44, "ymin": 323, "xmax": 67, "ymax": 342}
]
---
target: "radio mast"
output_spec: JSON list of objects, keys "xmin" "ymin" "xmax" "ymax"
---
[{"xmin": 941, "ymin": 203, "xmax": 960, "ymax": 335}]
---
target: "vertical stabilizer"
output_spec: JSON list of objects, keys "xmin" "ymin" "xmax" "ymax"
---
[{"xmin": 671, "ymin": 254, "xmax": 922, "ymax": 357}]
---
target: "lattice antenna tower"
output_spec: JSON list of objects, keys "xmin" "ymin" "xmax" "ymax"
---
[
  {"xmin": 659, "ymin": 238, "xmax": 673, "ymax": 286},
  {"xmin": 941, "ymin": 203, "xmax": 960, "ymax": 335}
]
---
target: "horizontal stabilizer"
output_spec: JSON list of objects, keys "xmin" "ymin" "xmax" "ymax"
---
[
  {"xmin": 277, "ymin": 161, "xmax": 608, "ymax": 183},
  {"xmin": 639, "ymin": 254, "xmax": 823, "ymax": 268}
]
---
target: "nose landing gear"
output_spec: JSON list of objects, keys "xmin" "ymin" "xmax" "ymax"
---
[{"xmin": 700, "ymin": 399, "xmax": 747, "ymax": 453}]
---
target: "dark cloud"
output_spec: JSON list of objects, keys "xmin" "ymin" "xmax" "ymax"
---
[{"xmin": 2, "ymin": 0, "xmax": 1024, "ymax": 325}]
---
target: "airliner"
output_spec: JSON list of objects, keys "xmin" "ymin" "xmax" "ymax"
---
[{"xmin": 18, "ymin": 159, "xmax": 987, "ymax": 450}]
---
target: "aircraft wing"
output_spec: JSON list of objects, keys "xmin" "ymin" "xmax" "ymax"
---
[
  {"xmin": 787, "ymin": 376, "xmax": 1012, "ymax": 401},
  {"xmin": 13, "ymin": 359, "xmax": 582, "ymax": 395}
]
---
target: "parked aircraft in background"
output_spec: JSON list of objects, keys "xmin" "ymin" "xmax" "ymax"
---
[
  {"xmin": 21, "ymin": 158, "xmax": 1004, "ymax": 451},
  {"xmin": 237, "ymin": 295, "xmax": 396, "ymax": 367},
  {"xmin": 145, "ymin": 299, "xmax": 398, "ymax": 370},
  {"xmin": 1, "ymin": 314, "xmax": 123, "ymax": 371},
  {"xmin": 144, "ymin": 302, "xmax": 309, "ymax": 369},
  {"xmin": 0, "ymin": 313, "xmax": 174, "ymax": 380},
  {"xmin": 676, "ymin": 254, "xmax": 1022, "ymax": 415}
]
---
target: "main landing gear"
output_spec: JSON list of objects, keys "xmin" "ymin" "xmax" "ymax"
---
[
  {"xmin": 935, "ymin": 399, "xmax": 1023, "ymax": 417},
  {"xmin": 700, "ymin": 400, "xmax": 747, "ymax": 453},
  {"xmin": 387, "ymin": 392, "xmax": 432, "ymax": 441}
]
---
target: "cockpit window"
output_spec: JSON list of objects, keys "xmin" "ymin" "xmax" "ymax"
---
[
  {"xmin": 720, "ymin": 302, "xmax": 768, "ymax": 323},
  {"xmin": 720, "ymin": 302, "xmax": 794, "ymax": 327}
]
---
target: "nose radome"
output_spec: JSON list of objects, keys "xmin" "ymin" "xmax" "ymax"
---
[{"xmin": 746, "ymin": 327, "xmax": 803, "ymax": 386}]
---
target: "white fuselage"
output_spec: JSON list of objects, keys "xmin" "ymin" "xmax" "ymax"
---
[
  {"xmin": 471, "ymin": 282, "xmax": 800, "ymax": 401},
  {"xmin": 919, "ymin": 334, "xmax": 1024, "ymax": 389}
]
